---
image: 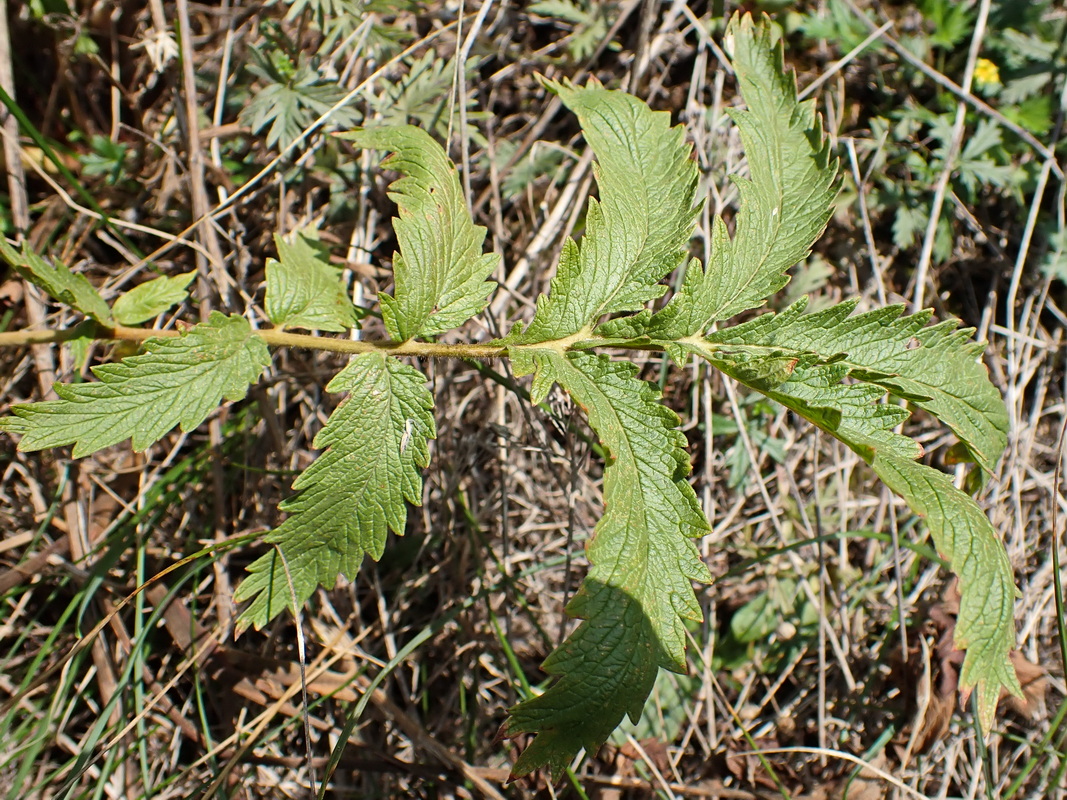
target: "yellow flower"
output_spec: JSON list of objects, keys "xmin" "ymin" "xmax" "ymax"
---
[{"xmin": 974, "ymin": 58, "xmax": 1001, "ymax": 89}]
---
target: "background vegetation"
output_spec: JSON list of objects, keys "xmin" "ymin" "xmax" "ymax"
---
[{"xmin": 0, "ymin": 0, "xmax": 1064, "ymax": 797}]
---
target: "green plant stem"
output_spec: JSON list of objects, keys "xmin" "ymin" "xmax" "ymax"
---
[
  {"xmin": 0, "ymin": 323, "xmax": 675, "ymax": 360},
  {"xmin": 0, "ymin": 323, "xmax": 502, "ymax": 356},
  {"xmin": 0, "ymin": 326, "xmax": 93, "ymax": 346}
]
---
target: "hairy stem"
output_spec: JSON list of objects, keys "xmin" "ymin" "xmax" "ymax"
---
[
  {"xmin": 0, "ymin": 323, "xmax": 507, "ymax": 359},
  {"xmin": 0, "ymin": 324, "xmax": 776, "ymax": 361}
]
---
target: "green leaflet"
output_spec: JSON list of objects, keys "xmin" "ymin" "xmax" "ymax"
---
[
  {"xmin": 265, "ymin": 232, "xmax": 359, "ymax": 332},
  {"xmin": 112, "ymin": 272, "xmax": 195, "ymax": 325},
  {"xmin": 0, "ymin": 313, "xmax": 268, "ymax": 457},
  {"xmin": 871, "ymin": 453, "xmax": 1020, "ymax": 732},
  {"xmin": 0, "ymin": 238, "xmax": 113, "ymax": 325},
  {"xmin": 506, "ymin": 350, "xmax": 710, "ymax": 778},
  {"xmin": 604, "ymin": 13, "xmax": 836, "ymax": 340},
  {"xmin": 707, "ymin": 356, "xmax": 919, "ymax": 462},
  {"xmin": 511, "ymin": 78, "xmax": 700, "ymax": 343},
  {"xmin": 235, "ymin": 352, "xmax": 435, "ymax": 629},
  {"xmin": 701, "ymin": 347, "xmax": 1019, "ymax": 732},
  {"xmin": 342, "ymin": 125, "xmax": 498, "ymax": 341},
  {"xmin": 704, "ymin": 298, "xmax": 1009, "ymax": 471}
]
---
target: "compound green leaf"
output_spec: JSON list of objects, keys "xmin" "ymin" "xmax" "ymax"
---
[
  {"xmin": 706, "ymin": 298, "xmax": 1008, "ymax": 471},
  {"xmin": 506, "ymin": 350, "xmax": 710, "ymax": 778},
  {"xmin": 112, "ymin": 272, "xmax": 195, "ymax": 325},
  {"xmin": 0, "ymin": 312, "xmax": 268, "ymax": 457},
  {"xmin": 0, "ymin": 239, "xmax": 113, "ymax": 325},
  {"xmin": 265, "ymin": 232, "xmax": 359, "ymax": 332},
  {"xmin": 235, "ymin": 352, "xmax": 435, "ymax": 629},
  {"xmin": 632, "ymin": 13, "xmax": 836, "ymax": 339},
  {"xmin": 239, "ymin": 52, "xmax": 362, "ymax": 150},
  {"xmin": 343, "ymin": 125, "xmax": 498, "ymax": 341},
  {"xmin": 511, "ymin": 78, "xmax": 700, "ymax": 343}
]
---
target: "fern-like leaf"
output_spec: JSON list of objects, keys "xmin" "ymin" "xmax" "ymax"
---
[
  {"xmin": 611, "ymin": 13, "xmax": 836, "ymax": 340},
  {"xmin": 506, "ymin": 350, "xmax": 710, "ymax": 778},
  {"xmin": 343, "ymin": 125, "xmax": 499, "ymax": 341},
  {"xmin": 872, "ymin": 453, "xmax": 1019, "ymax": 730},
  {"xmin": 695, "ymin": 311, "xmax": 1019, "ymax": 731},
  {"xmin": 511, "ymin": 78, "xmax": 700, "ymax": 343},
  {"xmin": 707, "ymin": 355, "xmax": 919, "ymax": 461},
  {"xmin": 702, "ymin": 298, "xmax": 1009, "ymax": 471},
  {"xmin": 369, "ymin": 53, "xmax": 481, "ymax": 138},
  {"xmin": 0, "ymin": 313, "xmax": 268, "ymax": 457},
  {"xmin": 235, "ymin": 352, "xmax": 435, "ymax": 629},
  {"xmin": 240, "ymin": 50, "xmax": 361, "ymax": 150}
]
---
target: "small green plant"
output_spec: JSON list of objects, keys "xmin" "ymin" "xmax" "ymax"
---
[
  {"xmin": 0, "ymin": 13, "xmax": 1020, "ymax": 780},
  {"xmin": 240, "ymin": 43, "xmax": 362, "ymax": 150},
  {"xmin": 528, "ymin": 0, "xmax": 615, "ymax": 61},
  {"xmin": 800, "ymin": 0, "xmax": 1062, "ymax": 267},
  {"xmin": 75, "ymin": 134, "xmax": 132, "ymax": 186}
]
